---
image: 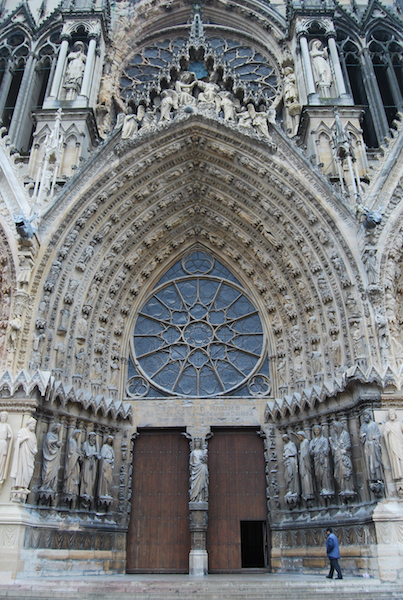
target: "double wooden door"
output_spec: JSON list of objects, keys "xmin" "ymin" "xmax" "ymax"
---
[{"xmin": 126, "ymin": 428, "xmax": 268, "ymax": 573}]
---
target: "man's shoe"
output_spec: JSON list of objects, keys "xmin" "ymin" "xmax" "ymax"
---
[
  {"xmin": 326, "ymin": 576, "xmax": 332, "ymax": 579},
  {"xmin": 336, "ymin": 576, "xmax": 343, "ymax": 579}
]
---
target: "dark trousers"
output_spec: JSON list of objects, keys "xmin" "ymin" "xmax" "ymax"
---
[{"xmin": 328, "ymin": 557, "xmax": 342, "ymax": 578}]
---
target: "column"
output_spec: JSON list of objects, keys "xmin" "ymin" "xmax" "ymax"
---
[
  {"xmin": 299, "ymin": 35, "xmax": 317, "ymax": 100},
  {"xmin": 8, "ymin": 53, "xmax": 37, "ymax": 142},
  {"xmin": 0, "ymin": 64, "xmax": 13, "ymax": 116},
  {"xmin": 48, "ymin": 38, "xmax": 69, "ymax": 99},
  {"xmin": 79, "ymin": 37, "xmax": 97, "ymax": 99},
  {"xmin": 360, "ymin": 48, "xmax": 390, "ymax": 142},
  {"xmin": 328, "ymin": 36, "xmax": 349, "ymax": 98}
]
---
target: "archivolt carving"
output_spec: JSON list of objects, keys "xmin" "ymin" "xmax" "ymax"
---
[{"xmin": 21, "ymin": 121, "xmax": 375, "ymax": 397}]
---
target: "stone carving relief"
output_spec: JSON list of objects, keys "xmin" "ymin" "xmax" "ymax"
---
[
  {"xmin": 189, "ymin": 437, "xmax": 209, "ymax": 503},
  {"xmin": 10, "ymin": 417, "xmax": 38, "ymax": 502},
  {"xmin": 0, "ymin": 411, "xmax": 12, "ymax": 486}
]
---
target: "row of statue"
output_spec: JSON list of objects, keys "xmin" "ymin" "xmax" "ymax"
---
[
  {"xmin": 0, "ymin": 412, "xmax": 115, "ymax": 507},
  {"xmin": 282, "ymin": 409, "xmax": 403, "ymax": 506},
  {"xmin": 118, "ymin": 70, "xmax": 275, "ymax": 141}
]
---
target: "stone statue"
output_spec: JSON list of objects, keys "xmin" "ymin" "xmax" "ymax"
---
[
  {"xmin": 309, "ymin": 39, "xmax": 332, "ymax": 97},
  {"xmin": 10, "ymin": 417, "xmax": 38, "ymax": 492},
  {"xmin": 160, "ymin": 89, "xmax": 178, "ymax": 121},
  {"xmin": 283, "ymin": 66, "xmax": 299, "ymax": 107},
  {"xmin": 360, "ymin": 410, "xmax": 384, "ymax": 494},
  {"xmin": 219, "ymin": 91, "xmax": 236, "ymax": 121},
  {"xmin": 63, "ymin": 42, "xmax": 86, "ymax": 100},
  {"xmin": 189, "ymin": 437, "xmax": 209, "ymax": 502},
  {"xmin": 309, "ymin": 425, "xmax": 333, "ymax": 496},
  {"xmin": 330, "ymin": 421, "xmax": 355, "ymax": 495},
  {"xmin": 175, "ymin": 71, "xmax": 197, "ymax": 107},
  {"xmin": 198, "ymin": 79, "xmax": 221, "ymax": 112},
  {"xmin": 40, "ymin": 423, "xmax": 62, "ymax": 492},
  {"xmin": 296, "ymin": 431, "xmax": 314, "ymax": 500},
  {"xmin": 80, "ymin": 432, "xmax": 100, "ymax": 502},
  {"xmin": 0, "ymin": 411, "xmax": 12, "ymax": 485},
  {"xmin": 63, "ymin": 429, "xmax": 81, "ymax": 500},
  {"xmin": 282, "ymin": 434, "xmax": 300, "ymax": 498},
  {"xmin": 383, "ymin": 408, "xmax": 403, "ymax": 481},
  {"xmin": 247, "ymin": 104, "xmax": 271, "ymax": 138},
  {"xmin": 98, "ymin": 435, "xmax": 115, "ymax": 500},
  {"xmin": 121, "ymin": 106, "xmax": 138, "ymax": 139}
]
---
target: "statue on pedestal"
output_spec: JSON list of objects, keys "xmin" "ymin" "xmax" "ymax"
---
[
  {"xmin": 63, "ymin": 42, "xmax": 86, "ymax": 100},
  {"xmin": 40, "ymin": 423, "xmax": 62, "ymax": 493},
  {"xmin": 80, "ymin": 432, "xmax": 100, "ymax": 504},
  {"xmin": 360, "ymin": 410, "xmax": 384, "ymax": 496},
  {"xmin": 189, "ymin": 438, "xmax": 208, "ymax": 502},
  {"xmin": 10, "ymin": 417, "xmax": 37, "ymax": 501},
  {"xmin": 309, "ymin": 425, "xmax": 334, "ymax": 498},
  {"xmin": 384, "ymin": 408, "xmax": 403, "ymax": 495},
  {"xmin": 63, "ymin": 429, "xmax": 81, "ymax": 504},
  {"xmin": 330, "ymin": 421, "xmax": 355, "ymax": 498},
  {"xmin": 282, "ymin": 433, "xmax": 300, "ymax": 504},
  {"xmin": 98, "ymin": 435, "xmax": 115, "ymax": 503}
]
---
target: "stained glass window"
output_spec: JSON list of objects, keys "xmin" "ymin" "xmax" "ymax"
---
[{"xmin": 131, "ymin": 250, "xmax": 266, "ymax": 397}]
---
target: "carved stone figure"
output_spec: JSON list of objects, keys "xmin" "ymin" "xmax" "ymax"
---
[
  {"xmin": 282, "ymin": 434, "xmax": 300, "ymax": 498},
  {"xmin": 247, "ymin": 104, "xmax": 271, "ymax": 138},
  {"xmin": 80, "ymin": 432, "xmax": 100, "ymax": 502},
  {"xmin": 360, "ymin": 411, "xmax": 384, "ymax": 493},
  {"xmin": 189, "ymin": 438, "xmax": 209, "ymax": 502},
  {"xmin": 330, "ymin": 421, "xmax": 355, "ymax": 495},
  {"xmin": 383, "ymin": 408, "xmax": 403, "ymax": 481},
  {"xmin": 283, "ymin": 66, "xmax": 299, "ymax": 107},
  {"xmin": 309, "ymin": 425, "xmax": 333, "ymax": 496},
  {"xmin": 98, "ymin": 435, "xmax": 115, "ymax": 501},
  {"xmin": 63, "ymin": 42, "xmax": 86, "ymax": 100},
  {"xmin": 297, "ymin": 431, "xmax": 314, "ymax": 500},
  {"xmin": 40, "ymin": 423, "xmax": 62, "ymax": 493},
  {"xmin": 363, "ymin": 249, "xmax": 378, "ymax": 285},
  {"xmin": 219, "ymin": 91, "xmax": 236, "ymax": 121},
  {"xmin": 121, "ymin": 106, "xmax": 138, "ymax": 139},
  {"xmin": 175, "ymin": 71, "xmax": 197, "ymax": 107},
  {"xmin": 0, "ymin": 411, "xmax": 12, "ymax": 485},
  {"xmin": 64, "ymin": 429, "xmax": 81, "ymax": 501},
  {"xmin": 10, "ymin": 417, "xmax": 38, "ymax": 492},
  {"xmin": 198, "ymin": 79, "xmax": 221, "ymax": 112},
  {"xmin": 309, "ymin": 39, "xmax": 332, "ymax": 97}
]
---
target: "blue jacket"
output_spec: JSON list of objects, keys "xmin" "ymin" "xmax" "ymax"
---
[{"xmin": 326, "ymin": 532, "xmax": 340, "ymax": 559}]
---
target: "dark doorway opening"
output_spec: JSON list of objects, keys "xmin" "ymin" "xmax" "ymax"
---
[{"xmin": 240, "ymin": 521, "xmax": 266, "ymax": 568}]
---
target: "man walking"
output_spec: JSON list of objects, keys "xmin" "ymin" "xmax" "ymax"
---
[{"xmin": 325, "ymin": 527, "xmax": 343, "ymax": 579}]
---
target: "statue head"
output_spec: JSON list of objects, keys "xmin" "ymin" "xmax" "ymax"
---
[
  {"xmin": 106, "ymin": 435, "xmax": 113, "ymax": 445},
  {"xmin": 0, "ymin": 411, "xmax": 8, "ymax": 422},
  {"xmin": 297, "ymin": 431, "xmax": 307, "ymax": 441},
  {"xmin": 313, "ymin": 425, "xmax": 322, "ymax": 437},
  {"xmin": 388, "ymin": 408, "xmax": 397, "ymax": 421},
  {"xmin": 282, "ymin": 434, "xmax": 290, "ymax": 443},
  {"xmin": 363, "ymin": 410, "xmax": 371, "ymax": 423},
  {"xmin": 26, "ymin": 417, "xmax": 37, "ymax": 431},
  {"xmin": 88, "ymin": 432, "xmax": 96, "ymax": 445}
]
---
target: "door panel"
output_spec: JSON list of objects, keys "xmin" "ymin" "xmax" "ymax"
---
[
  {"xmin": 208, "ymin": 429, "xmax": 268, "ymax": 572},
  {"xmin": 127, "ymin": 430, "xmax": 190, "ymax": 573}
]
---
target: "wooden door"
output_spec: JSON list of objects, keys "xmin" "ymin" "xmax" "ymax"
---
[
  {"xmin": 126, "ymin": 430, "xmax": 190, "ymax": 573},
  {"xmin": 207, "ymin": 429, "xmax": 268, "ymax": 572}
]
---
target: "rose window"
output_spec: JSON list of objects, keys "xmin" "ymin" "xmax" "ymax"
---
[{"xmin": 131, "ymin": 250, "xmax": 266, "ymax": 397}]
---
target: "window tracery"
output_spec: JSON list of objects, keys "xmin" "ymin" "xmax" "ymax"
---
[{"xmin": 129, "ymin": 249, "xmax": 268, "ymax": 398}]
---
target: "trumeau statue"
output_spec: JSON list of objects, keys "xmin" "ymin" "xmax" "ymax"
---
[
  {"xmin": 80, "ymin": 432, "xmax": 100, "ymax": 503},
  {"xmin": 0, "ymin": 411, "xmax": 12, "ymax": 485},
  {"xmin": 10, "ymin": 417, "xmax": 38, "ymax": 495},
  {"xmin": 296, "ymin": 431, "xmax": 314, "ymax": 501},
  {"xmin": 98, "ymin": 435, "xmax": 115, "ymax": 502},
  {"xmin": 189, "ymin": 438, "xmax": 209, "ymax": 502},
  {"xmin": 360, "ymin": 411, "xmax": 384, "ymax": 496},
  {"xmin": 383, "ymin": 409, "xmax": 403, "ymax": 488},
  {"xmin": 309, "ymin": 425, "xmax": 333, "ymax": 496},
  {"xmin": 63, "ymin": 429, "xmax": 82, "ymax": 502},
  {"xmin": 282, "ymin": 434, "xmax": 300, "ymax": 500},
  {"xmin": 330, "ymin": 421, "xmax": 355, "ymax": 496},
  {"xmin": 40, "ymin": 423, "xmax": 62, "ymax": 493}
]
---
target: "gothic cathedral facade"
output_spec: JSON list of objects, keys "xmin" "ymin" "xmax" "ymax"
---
[{"xmin": 0, "ymin": 0, "xmax": 403, "ymax": 582}]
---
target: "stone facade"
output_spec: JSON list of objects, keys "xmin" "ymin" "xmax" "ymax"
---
[{"xmin": 0, "ymin": 0, "xmax": 403, "ymax": 582}]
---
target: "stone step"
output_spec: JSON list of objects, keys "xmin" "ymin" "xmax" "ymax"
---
[{"xmin": 0, "ymin": 576, "xmax": 402, "ymax": 600}]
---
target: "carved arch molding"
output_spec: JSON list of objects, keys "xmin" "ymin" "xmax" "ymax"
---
[{"xmin": 22, "ymin": 118, "xmax": 376, "ymax": 400}]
